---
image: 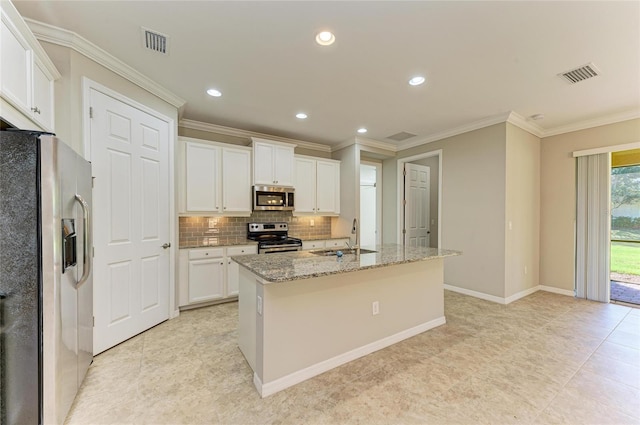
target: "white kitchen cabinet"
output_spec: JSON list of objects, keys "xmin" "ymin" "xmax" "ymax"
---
[
  {"xmin": 187, "ymin": 248, "xmax": 225, "ymax": 304},
  {"xmin": 302, "ymin": 239, "xmax": 350, "ymax": 251},
  {"xmin": 180, "ymin": 138, "xmax": 251, "ymax": 215},
  {"xmin": 226, "ymin": 245, "xmax": 257, "ymax": 296},
  {"xmin": 325, "ymin": 238, "xmax": 349, "ymax": 249},
  {"xmin": 0, "ymin": 2, "xmax": 59, "ymax": 133},
  {"xmin": 302, "ymin": 240, "xmax": 325, "ymax": 250},
  {"xmin": 185, "ymin": 142, "xmax": 220, "ymax": 212},
  {"xmin": 222, "ymin": 147, "xmax": 252, "ymax": 213},
  {"xmin": 179, "ymin": 245, "xmax": 257, "ymax": 308},
  {"xmin": 294, "ymin": 155, "xmax": 340, "ymax": 215},
  {"xmin": 251, "ymin": 138, "xmax": 295, "ymax": 186}
]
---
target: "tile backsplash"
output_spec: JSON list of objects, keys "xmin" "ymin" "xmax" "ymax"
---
[{"xmin": 179, "ymin": 211, "xmax": 333, "ymax": 247}]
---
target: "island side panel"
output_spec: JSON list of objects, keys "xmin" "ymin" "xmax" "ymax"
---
[
  {"xmin": 261, "ymin": 259, "xmax": 444, "ymax": 384},
  {"xmin": 238, "ymin": 266, "xmax": 258, "ymax": 371}
]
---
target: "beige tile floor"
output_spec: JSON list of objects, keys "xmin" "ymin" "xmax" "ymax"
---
[{"xmin": 66, "ymin": 291, "xmax": 640, "ymax": 425}]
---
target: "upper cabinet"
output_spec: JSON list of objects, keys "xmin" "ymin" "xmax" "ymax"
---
[
  {"xmin": 0, "ymin": 2, "xmax": 59, "ymax": 132},
  {"xmin": 178, "ymin": 137, "xmax": 252, "ymax": 215},
  {"xmin": 251, "ymin": 138, "xmax": 295, "ymax": 186},
  {"xmin": 294, "ymin": 155, "xmax": 340, "ymax": 216}
]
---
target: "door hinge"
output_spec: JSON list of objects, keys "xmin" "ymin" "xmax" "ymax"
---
[
  {"xmin": 89, "ymin": 107, "xmax": 93, "ymax": 118},
  {"xmin": 93, "ymin": 316, "xmax": 95, "ymax": 327},
  {"xmin": 403, "ymin": 167, "xmax": 407, "ymax": 176},
  {"xmin": 92, "ymin": 247, "xmax": 95, "ymax": 257},
  {"xmin": 92, "ymin": 176, "xmax": 95, "ymax": 188},
  {"xmin": 403, "ymin": 199, "xmax": 407, "ymax": 206}
]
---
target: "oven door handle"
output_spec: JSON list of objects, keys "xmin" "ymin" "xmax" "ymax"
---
[{"xmin": 261, "ymin": 246, "xmax": 301, "ymax": 254}]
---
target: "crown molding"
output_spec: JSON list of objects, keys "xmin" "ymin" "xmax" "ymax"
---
[
  {"xmin": 24, "ymin": 18, "xmax": 186, "ymax": 110},
  {"xmin": 398, "ymin": 112, "xmax": 512, "ymax": 150},
  {"xmin": 331, "ymin": 136, "xmax": 398, "ymax": 153},
  {"xmin": 506, "ymin": 111, "xmax": 545, "ymax": 137},
  {"xmin": 178, "ymin": 118, "xmax": 331, "ymax": 153},
  {"xmin": 542, "ymin": 109, "xmax": 640, "ymax": 138}
]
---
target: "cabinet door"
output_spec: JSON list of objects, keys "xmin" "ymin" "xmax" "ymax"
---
[
  {"xmin": 185, "ymin": 142, "xmax": 220, "ymax": 212},
  {"xmin": 226, "ymin": 245, "xmax": 257, "ymax": 297},
  {"xmin": 316, "ymin": 160, "xmax": 339, "ymax": 214},
  {"xmin": 188, "ymin": 258, "xmax": 224, "ymax": 303},
  {"xmin": 222, "ymin": 147, "xmax": 251, "ymax": 213},
  {"xmin": 273, "ymin": 145, "xmax": 294, "ymax": 186},
  {"xmin": 294, "ymin": 157, "xmax": 316, "ymax": 213},
  {"xmin": 1, "ymin": 12, "xmax": 31, "ymax": 113},
  {"xmin": 253, "ymin": 142, "xmax": 274, "ymax": 185},
  {"xmin": 32, "ymin": 57, "xmax": 54, "ymax": 132}
]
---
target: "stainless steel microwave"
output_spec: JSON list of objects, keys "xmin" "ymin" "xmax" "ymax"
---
[{"xmin": 253, "ymin": 186, "xmax": 295, "ymax": 211}]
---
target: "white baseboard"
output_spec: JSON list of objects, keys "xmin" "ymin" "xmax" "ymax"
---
[
  {"xmin": 444, "ymin": 284, "xmax": 506, "ymax": 304},
  {"xmin": 538, "ymin": 285, "xmax": 575, "ymax": 297},
  {"xmin": 504, "ymin": 286, "xmax": 540, "ymax": 304},
  {"xmin": 170, "ymin": 309, "xmax": 180, "ymax": 319},
  {"xmin": 444, "ymin": 284, "xmax": 575, "ymax": 305},
  {"xmin": 254, "ymin": 316, "xmax": 447, "ymax": 398}
]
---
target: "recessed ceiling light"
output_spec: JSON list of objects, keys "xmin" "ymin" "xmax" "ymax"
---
[
  {"xmin": 315, "ymin": 31, "xmax": 335, "ymax": 46},
  {"xmin": 357, "ymin": 128, "xmax": 367, "ymax": 134},
  {"xmin": 206, "ymin": 88, "xmax": 222, "ymax": 97},
  {"xmin": 408, "ymin": 76, "xmax": 426, "ymax": 86},
  {"xmin": 296, "ymin": 112, "xmax": 308, "ymax": 119}
]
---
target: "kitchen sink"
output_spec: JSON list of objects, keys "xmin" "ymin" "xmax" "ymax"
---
[{"xmin": 309, "ymin": 248, "xmax": 377, "ymax": 256}]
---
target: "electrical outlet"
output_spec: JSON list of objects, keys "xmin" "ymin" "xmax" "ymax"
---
[
  {"xmin": 524, "ymin": 266, "xmax": 528, "ymax": 275},
  {"xmin": 372, "ymin": 301, "xmax": 380, "ymax": 315},
  {"xmin": 310, "ymin": 219, "xmax": 315, "ymax": 227},
  {"xmin": 257, "ymin": 296, "xmax": 263, "ymax": 315}
]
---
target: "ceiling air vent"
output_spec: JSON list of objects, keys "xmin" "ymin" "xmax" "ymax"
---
[
  {"xmin": 559, "ymin": 63, "xmax": 600, "ymax": 84},
  {"xmin": 142, "ymin": 27, "xmax": 169, "ymax": 55},
  {"xmin": 386, "ymin": 131, "xmax": 417, "ymax": 142}
]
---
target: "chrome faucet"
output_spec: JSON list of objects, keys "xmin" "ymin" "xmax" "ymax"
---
[{"xmin": 351, "ymin": 217, "xmax": 360, "ymax": 256}]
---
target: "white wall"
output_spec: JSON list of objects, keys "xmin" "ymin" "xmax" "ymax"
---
[
  {"xmin": 505, "ymin": 123, "xmax": 540, "ymax": 298},
  {"xmin": 540, "ymin": 118, "xmax": 640, "ymax": 291}
]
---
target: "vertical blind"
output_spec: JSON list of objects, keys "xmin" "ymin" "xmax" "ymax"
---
[{"xmin": 575, "ymin": 153, "xmax": 611, "ymax": 302}]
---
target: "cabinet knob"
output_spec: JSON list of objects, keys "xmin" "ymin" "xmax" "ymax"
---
[
  {"xmin": 223, "ymin": 206, "xmax": 226, "ymax": 210},
  {"xmin": 205, "ymin": 253, "xmax": 209, "ymax": 256}
]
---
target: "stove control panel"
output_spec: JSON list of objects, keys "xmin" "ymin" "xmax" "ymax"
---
[{"xmin": 248, "ymin": 222, "xmax": 288, "ymax": 232}]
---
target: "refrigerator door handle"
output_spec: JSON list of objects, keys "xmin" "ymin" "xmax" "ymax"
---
[{"xmin": 74, "ymin": 194, "xmax": 92, "ymax": 288}]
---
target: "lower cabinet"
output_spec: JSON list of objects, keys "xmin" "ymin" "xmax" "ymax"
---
[
  {"xmin": 302, "ymin": 238, "xmax": 350, "ymax": 251},
  {"xmin": 179, "ymin": 244, "xmax": 257, "ymax": 308}
]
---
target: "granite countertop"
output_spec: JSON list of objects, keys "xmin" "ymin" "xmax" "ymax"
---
[
  {"xmin": 231, "ymin": 244, "xmax": 461, "ymax": 283},
  {"xmin": 179, "ymin": 237, "xmax": 258, "ymax": 249}
]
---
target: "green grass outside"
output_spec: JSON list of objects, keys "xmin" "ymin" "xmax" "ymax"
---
[{"xmin": 611, "ymin": 242, "xmax": 640, "ymax": 275}]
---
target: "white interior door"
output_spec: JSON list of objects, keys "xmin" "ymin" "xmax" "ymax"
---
[
  {"xmin": 90, "ymin": 88, "xmax": 170, "ymax": 354},
  {"xmin": 360, "ymin": 162, "xmax": 381, "ymax": 246},
  {"xmin": 404, "ymin": 163, "xmax": 430, "ymax": 247}
]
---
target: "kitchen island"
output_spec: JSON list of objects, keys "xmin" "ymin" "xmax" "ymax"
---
[{"xmin": 233, "ymin": 244, "xmax": 461, "ymax": 397}]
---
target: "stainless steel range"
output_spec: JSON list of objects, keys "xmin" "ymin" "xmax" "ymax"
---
[{"xmin": 247, "ymin": 222, "xmax": 302, "ymax": 254}]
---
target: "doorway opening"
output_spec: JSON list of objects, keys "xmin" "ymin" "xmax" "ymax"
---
[
  {"xmin": 397, "ymin": 150, "xmax": 442, "ymax": 249},
  {"xmin": 610, "ymin": 148, "xmax": 640, "ymax": 305},
  {"xmin": 360, "ymin": 161, "xmax": 382, "ymax": 247}
]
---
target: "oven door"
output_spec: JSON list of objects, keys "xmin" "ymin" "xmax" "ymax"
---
[
  {"xmin": 259, "ymin": 245, "xmax": 302, "ymax": 254},
  {"xmin": 253, "ymin": 186, "xmax": 294, "ymax": 211}
]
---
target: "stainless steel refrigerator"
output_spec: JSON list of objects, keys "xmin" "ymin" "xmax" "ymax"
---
[{"xmin": 0, "ymin": 130, "xmax": 93, "ymax": 424}]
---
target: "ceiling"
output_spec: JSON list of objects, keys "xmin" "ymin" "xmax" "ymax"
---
[{"xmin": 13, "ymin": 1, "xmax": 640, "ymax": 148}]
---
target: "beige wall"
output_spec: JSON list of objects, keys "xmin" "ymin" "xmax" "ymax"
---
[
  {"xmin": 395, "ymin": 124, "xmax": 508, "ymax": 297},
  {"xmin": 540, "ymin": 119, "xmax": 640, "ymax": 291},
  {"xmin": 42, "ymin": 42, "xmax": 179, "ymax": 156},
  {"xmin": 505, "ymin": 123, "xmax": 540, "ymax": 298}
]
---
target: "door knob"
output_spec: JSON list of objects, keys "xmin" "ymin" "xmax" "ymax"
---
[{"xmin": 162, "ymin": 243, "xmax": 171, "ymax": 249}]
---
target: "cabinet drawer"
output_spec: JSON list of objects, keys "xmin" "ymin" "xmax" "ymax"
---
[
  {"xmin": 302, "ymin": 240, "xmax": 325, "ymax": 250},
  {"xmin": 227, "ymin": 245, "xmax": 257, "ymax": 256},
  {"xmin": 326, "ymin": 239, "xmax": 349, "ymax": 248},
  {"xmin": 189, "ymin": 248, "xmax": 224, "ymax": 259}
]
